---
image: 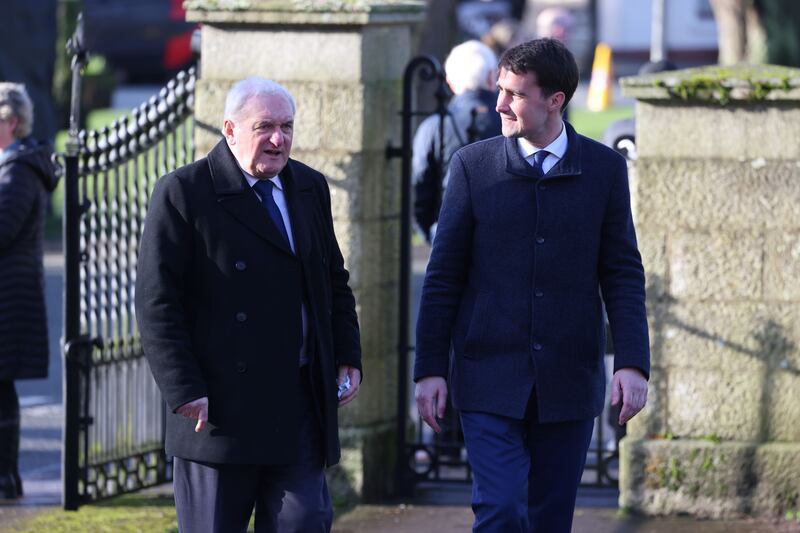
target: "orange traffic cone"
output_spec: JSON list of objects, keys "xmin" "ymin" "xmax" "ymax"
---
[{"xmin": 587, "ymin": 42, "xmax": 613, "ymax": 111}]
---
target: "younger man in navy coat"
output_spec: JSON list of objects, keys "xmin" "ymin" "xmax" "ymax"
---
[{"xmin": 415, "ymin": 39, "xmax": 650, "ymax": 532}]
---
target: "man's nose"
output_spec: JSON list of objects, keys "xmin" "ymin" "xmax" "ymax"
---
[
  {"xmin": 496, "ymin": 94, "xmax": 509, "ymax": 113},
  {"xmin": 269, "ymin": 130, "xmax": 283, "ymax": 146}
]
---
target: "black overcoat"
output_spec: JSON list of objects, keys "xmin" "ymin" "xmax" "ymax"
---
[
  {"xmin": 414, "ymin": 123, "xmax": 650, "ymax": 422},
  {"xmin": 135, "ymin": 140, "xmax": 361, "ymax": 466},
  {"xmin": 0, "ymin": 139, "xmax": 58, "ymax": 381}
]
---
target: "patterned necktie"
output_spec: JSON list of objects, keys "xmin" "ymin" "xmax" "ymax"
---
[
  {"xmin": 530, "ymin": 150, "xmax": 549, "ymax": 178},
  {"xmin": 252, "ymin": 179, "xmax": 291, "ymax": 248}
]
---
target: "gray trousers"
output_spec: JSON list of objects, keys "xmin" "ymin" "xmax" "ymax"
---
[{"xmin": 173, "ymin": 369, "xmax": 332, "ymax": 533}]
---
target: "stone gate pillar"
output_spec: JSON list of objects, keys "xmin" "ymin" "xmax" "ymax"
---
[
  {"xmin": 185, "ymin": 0, "xmax": 425, "ymax": 501},
  {"xmin": 619, "ymin": 65, "xmax": 800, "ymax": 517}
]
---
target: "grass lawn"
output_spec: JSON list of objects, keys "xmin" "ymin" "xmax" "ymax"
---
[
  {"xmin": 569, "ymin": 105, "xmax": 633, "ymax": 142},
  {"xmin": 2, "ymin": 493, "xmax": 178, "ymax": 533}
]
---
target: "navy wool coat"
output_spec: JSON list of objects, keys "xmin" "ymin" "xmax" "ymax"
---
[
  {"xmin": 414, "ymin": 122, "xmax": 650, "ymax": 422},
  {"xmin": 135, "ymin": 140, "xmax": 361, "ymax": 466}
]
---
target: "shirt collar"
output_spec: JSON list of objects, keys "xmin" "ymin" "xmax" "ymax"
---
[
  {"xmin": 516, "ymin": 121, "xmax": 568, "ymax": 161},
  {"xmin": 242, "ymin": 169, "xmax": 283, "ymax": 191}
]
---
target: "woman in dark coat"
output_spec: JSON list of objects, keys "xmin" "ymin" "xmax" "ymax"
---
[{"xmin": 0, "ymin": 82, "xmax": 58, "ymax": 498}]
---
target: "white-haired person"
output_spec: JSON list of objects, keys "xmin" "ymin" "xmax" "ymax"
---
[
  {"xmin": 412, "ymin": 40, "xmax": 502, "ymax": 243},
  {"xmin": 0, "ymin": 82, "xmax": 58, "ymax": 499},
  {"xmin": 135, "ymin": 77, "xmax": 362, "ymax": 532}
]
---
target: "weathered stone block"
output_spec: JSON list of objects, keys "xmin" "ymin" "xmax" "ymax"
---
[
  {"xmin": 352, "ymin": 286, "xmax": 399, "ymax": 379},
  {"xmin": 634, "ymin": 159, "xmax": 800, "ymax": 231},
  {"xmin": 201, "ymin": 27, "xmax": 365, "ymax": 82},
  {"xmin": 620, "ymin": 439, "xmax": 800, "ymax": 518},
  {"xmin": 194, "ymin": 78, "xmax": 231, "ymax": 157},
  {"xmin": 666, "ymin": 368, "xmax": 763, "ymax": 441},
  {"xmin": 292, "ymin": 149, "xmax": 402, "ymax": 222},
  {"xmin": 639, "ymin": 232, "xmax": 667, "ymax": 299},
  {"xmin": 635, "ymin": 102, "xmax": 800, "ymax": 160},
  {"xmin": 752, "ymin": 443, "xmax": 800, "ymax": 516},
  {"xmin": 669, "ymin": 231, "xmax": 764, "ymax": 301},
  {"xmin": 766, "ymin": 371, "xmax": 800, "ymax": 442},
  {"xmin": 338, "ymin": 350, "xmax": 395, "ymax": 427},
  {"xmin": 764, "ymin": 231, "xmax": 800, "ymax": 301},
  {"xmin": 648, "ymin": 301, "xmax": 779, "ymax": 371},
  {"xmin": 620, "ymin": 439, "xmax": 757, "ymax": 518}
]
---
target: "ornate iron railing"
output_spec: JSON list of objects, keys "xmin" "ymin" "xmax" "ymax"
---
[{"xmin": 62, "ymin": 17, "xmax": 195, "ymax": 510}]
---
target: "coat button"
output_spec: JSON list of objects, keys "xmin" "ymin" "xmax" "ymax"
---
[
  {"xmin": 235, "ymin": 260, "xmax": 247, "ymax": 271},
  {"xmin": 536, "ymin": 236, "xmax": 545, "ymax": 244},
  {"xmin": 236, "ymin": 362, "xmax": 247, "ymax": 373},
  {"xmin": 538, "ymin": 184, "xmax": 547, "ymax": 190},
  {"xmin": 535, "ymin": 290, "xmax": 543, "ymax": 297},
  {"xmin": 235, "ymin": 312, "xmax": 247, "ymax": 322},
  {"xmin": 533, "ymin": 343, "xmax": 543, "ymax": 351}
]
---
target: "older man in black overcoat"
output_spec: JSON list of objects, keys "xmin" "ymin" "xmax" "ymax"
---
[
  {"xmin": 135, "ymin": 77, "xmax": 361, "ymax": 533},
  {"xmin": 415, "ymin": 39, "xmax": 650, "ymax": 532}
]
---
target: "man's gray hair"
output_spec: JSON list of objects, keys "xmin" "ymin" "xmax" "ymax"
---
[
  {"xmin": 223, "ymin": 77, "xmax": 296, "ymax": 123},
  {"xmin": 0, "ymin": 82, "xmax": 34, "ymax": 139},
  {"xmin": 444, "ymin": 40, "xmax": 498, "ymax": 94}
]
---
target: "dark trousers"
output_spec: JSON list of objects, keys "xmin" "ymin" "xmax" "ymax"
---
[
  {"xmin": 460, "ymin": 392, "xmax": 594, "ymax": 533},
  {"xmin": 173, "ymin": 368, "xmax": 332, "ymax": 533},
  {"xmin": 0, "ymin": 381, "xmax": 21, "ymax": 498}
]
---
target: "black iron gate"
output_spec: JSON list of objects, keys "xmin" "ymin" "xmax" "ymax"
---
[
  {"xmin": 61, "ymin": 24, "xmax": 196, "ymax": 510},
  {"xmin": 388, "ymin": 55, "xmax": 622, "ymax": 495}
]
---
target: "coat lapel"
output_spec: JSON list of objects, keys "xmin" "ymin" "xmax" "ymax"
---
[
  {"xmin": 207, "ymin": 140, "xmax": 295, "ymax": 257},
  {"xmin": 280, "ymin": 161, "xmax": 314, "ymax": 262}
]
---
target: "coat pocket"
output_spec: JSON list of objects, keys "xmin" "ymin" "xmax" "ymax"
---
[{"xmin": 463, "ymin": 291, "xmax": 490, "ymax": 357}]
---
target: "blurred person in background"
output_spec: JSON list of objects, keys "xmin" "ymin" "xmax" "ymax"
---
[
  {"xmin": 0, "ymin": 82, "xmax": 58, "ymax": 499},
  {"xmin": 413, "ymin": 40, "xmax": 502, "ymax": 243}
]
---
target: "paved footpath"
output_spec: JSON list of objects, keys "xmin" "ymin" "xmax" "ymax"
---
[{"xmin": 331, "ymin": 485, "xmax": 799, "ymax": 533}]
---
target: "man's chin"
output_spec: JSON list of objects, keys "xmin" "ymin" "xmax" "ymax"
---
[{"xmin": 255, "ymin": 161, "xmax": 287, "ymax": 177}]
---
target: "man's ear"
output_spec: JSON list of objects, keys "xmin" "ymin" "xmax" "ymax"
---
[
  {"xmin": 222, "ymin": 119, "xmax": 235, "ymax": 144},
  {"xmin": 550, "ymin": 92, "xmax": 566, "ymax": 112}
]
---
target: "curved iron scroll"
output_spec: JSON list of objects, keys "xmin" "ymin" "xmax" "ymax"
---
[{"xmin": 62, "ymin": 51, "xmax": 196, "ymax": 509}]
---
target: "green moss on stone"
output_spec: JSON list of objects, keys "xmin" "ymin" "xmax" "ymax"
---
[{"xmin": 622, "ymin": 64, "xmax": 800, "ymax": 105}]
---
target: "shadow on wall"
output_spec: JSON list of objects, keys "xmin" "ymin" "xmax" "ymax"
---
[{"xmin": 645, "ymin": 273, "xmax": 798, "ymax": 439}]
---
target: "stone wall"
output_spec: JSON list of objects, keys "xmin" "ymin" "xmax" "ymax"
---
[
  {"xmin": 186, "ymin": 0, "xmax": 425, "ymax": 502},
  {"xmin": 619, "ymin": 65, "xmax": 800, "ymax": 517}
]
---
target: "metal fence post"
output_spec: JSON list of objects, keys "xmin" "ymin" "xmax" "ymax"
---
[{"xmin": 62, "ymin": 13, "xmax": 87, "ymax": 511}]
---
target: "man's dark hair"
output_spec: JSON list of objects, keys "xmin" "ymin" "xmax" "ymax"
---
[{"xmin": 498, "ymin": 38, "xmax": 579, "ymax": 111}]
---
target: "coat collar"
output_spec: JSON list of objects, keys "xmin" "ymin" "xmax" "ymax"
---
[
  {"xmin": 206, "ymin": 139, "xmax": 314, "ymax": 259},
  {"xmin": 504, "ymin": 121, "xmax": 583, "ymax": 180}
]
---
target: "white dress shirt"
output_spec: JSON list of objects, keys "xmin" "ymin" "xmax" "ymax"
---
[{"xmin": 516, "ymin": 122, "xmax": 568, "ymax": 175}]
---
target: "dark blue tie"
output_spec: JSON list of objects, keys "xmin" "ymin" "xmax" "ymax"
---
[
  {"xmin": 252, "ymin": 179, "xmax": 291, "ymax": 248},
  {"xmin": 530, "ymin": 150, "xmax": 549, "ymax": 177}
]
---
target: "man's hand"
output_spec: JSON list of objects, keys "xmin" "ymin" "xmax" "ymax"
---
[
  {"xmin": 415, "ymin": 377, "xmax": 448, "ymax": 433},
  {"xmin": 176, "ymin": 396, "xmax": 209, "ymax": 433},
  {"xmin": 610, "ymin": 368, "xmax": 648, "ymax": 426},
  {"xmin": 337, "ymin": 365, "xmax": 361, "ymax": 407}
]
